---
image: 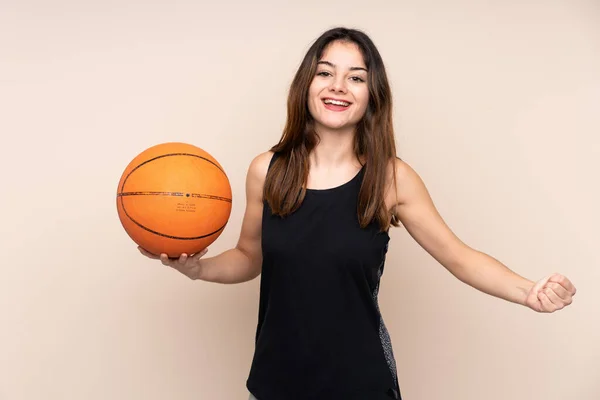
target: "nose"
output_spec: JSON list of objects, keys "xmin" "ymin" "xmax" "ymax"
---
[{"xmin": 329, "ymin": 76, "xmax": 348, "ymax": 93}]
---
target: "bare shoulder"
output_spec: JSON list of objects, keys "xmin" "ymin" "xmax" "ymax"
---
[
  {"xmin": 247, "ymin": 151, "xmax": 275, "ymax": 185},
  {"xmin": 385, "ymin": 157, "xmax": 427, "ymax": 209},
  {"xmin": 387, "ymin": 157, "xmax": 414, "ymax": 178},
  {"xmin": 393, "ymin": 157, "xmax": 420, "ymax": 185}
]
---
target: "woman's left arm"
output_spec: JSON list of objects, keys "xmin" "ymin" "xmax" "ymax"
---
[{"xmin": 391, "ymin": 159, "xmax": 576, "ymax": 313}]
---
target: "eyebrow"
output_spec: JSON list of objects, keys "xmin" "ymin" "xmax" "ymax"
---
[{"xmin": 317, "ymin": 60, "xmax": 368, "ymax": 72}]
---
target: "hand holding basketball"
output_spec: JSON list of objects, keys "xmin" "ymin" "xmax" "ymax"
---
[{"xmin": 138, "ymin": 246, "xmax": 209, "ymax": 280}]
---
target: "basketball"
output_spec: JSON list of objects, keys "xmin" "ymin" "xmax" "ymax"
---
[{"xmin": 116, "ymin": 142, "xmax": 232, "ymax": 258}]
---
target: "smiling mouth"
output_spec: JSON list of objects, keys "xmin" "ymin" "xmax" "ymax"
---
[{"xmin": 322, "ymin": 98, "xmax": 352, "ymax": 108}]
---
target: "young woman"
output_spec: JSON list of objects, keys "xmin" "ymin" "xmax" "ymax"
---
[{"xmin": 140, "ymin": 27, "xmax": 577, "ymax": 400}]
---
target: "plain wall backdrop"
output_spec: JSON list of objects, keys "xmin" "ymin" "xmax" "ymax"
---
[{"xmin": 1, "ymin": 0, "xmax": 599, "ymax": 399}]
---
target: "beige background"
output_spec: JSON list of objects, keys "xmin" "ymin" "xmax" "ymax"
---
[{"xmin": 1, "ymin": 0, "xmax": 599, "ymax": 399}]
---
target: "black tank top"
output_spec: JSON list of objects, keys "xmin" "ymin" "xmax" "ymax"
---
[{"xmin": 246, "ymin": 153, "xmax": 402, "ymax": 400}]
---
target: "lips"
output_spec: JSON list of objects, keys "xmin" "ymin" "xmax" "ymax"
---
[
  {"xmin": 322, "ymin": 97, "xmax": 352, "ymax": 107},
  {"xmin": 321, "ymin": 98, "xmax": 352, "ymax": 113}
]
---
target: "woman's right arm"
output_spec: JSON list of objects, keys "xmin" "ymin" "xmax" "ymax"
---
[
  {"xmin": 196, "ymin": 151, "xmax": 273, "ymax": 284},
  {"xmin": 140, "ymin": 151, "xmax": 273, "ymax": 284}
]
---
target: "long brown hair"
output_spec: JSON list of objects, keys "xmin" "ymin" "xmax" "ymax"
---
[{"xmin": 263, "ymin": 27, "xmax": 400, "ymax": 231}]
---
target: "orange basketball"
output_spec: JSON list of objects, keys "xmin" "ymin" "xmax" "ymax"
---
[{"xmin": 116, "ymin": 142, "xmax": 232, "ymax": 258}]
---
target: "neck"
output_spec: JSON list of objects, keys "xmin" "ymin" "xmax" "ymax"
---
[{"xmin": 310, "ymin": 125, "xmax": 358, "ymax": 169}]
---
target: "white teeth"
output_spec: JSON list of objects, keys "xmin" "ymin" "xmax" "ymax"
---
[{"xmin": 323, "ymin": 99, "xmax": 350, "ymax": 106}]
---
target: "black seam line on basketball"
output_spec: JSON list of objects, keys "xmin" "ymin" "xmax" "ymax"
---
[
  {"xmin": 117, "ymin": 191, "xmax": 232, "ymax": 203},
  {"xmin": 119, "ymin": 152, "xmax": 226, "ymax": 193},
  {"xmin": 125, "ymin": 209, "xmax": 227, "ymax": 240},
  {"xmin": 118, "ymin": 153, "xmax": 229, "ymax": 239},
  {"xmin": 118, "ymin": 193, "xmax": 227, "ymax": 240}
]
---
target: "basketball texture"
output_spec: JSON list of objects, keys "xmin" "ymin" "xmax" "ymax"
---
[{"xmin": 116, "ymin": 142, "xmax": 232, "ymax": 258}]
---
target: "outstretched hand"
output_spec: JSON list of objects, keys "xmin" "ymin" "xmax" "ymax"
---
[
  {"xmin": 138, "ymin": 246, "xmax": 209, "ymax": 280},
  {"xmin": 525, "ymin": 273, "xmax": 576, "ymax": 313}
]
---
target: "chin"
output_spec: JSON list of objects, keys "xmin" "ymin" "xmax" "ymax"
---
[{"xmin": 318, "ymin": 119, "xmax": 355, "ymax": 131}]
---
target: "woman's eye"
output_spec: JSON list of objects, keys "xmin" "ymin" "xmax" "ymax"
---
[
  {"xmin": 350, "ymin": 76, "xmax": 365, "ymax": 82},
  {"xmin": 317, "ymin": 71, "xmax": 332, "ymax": 77}
]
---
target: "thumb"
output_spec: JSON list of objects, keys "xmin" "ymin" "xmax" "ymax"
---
[
  {"xmin": 531, "ymin": 274, "xmax": 554, "ymax": 296},
  {"xmin": 525, "ymin": 274, "xmax": 553, "ymax": 312},
  {"xmin": 194, "ymin": 247, "xmax": 209, "ymax": 260}
]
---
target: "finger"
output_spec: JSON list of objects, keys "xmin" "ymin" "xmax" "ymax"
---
[
  {"xmin": 178, "ymin": 253, "xmax": 188, "ymax": 265},
  {"xmin": 542, "ymin": 287, "xmax": 566, "ymax": 310},
  {"xmin": 548, "ymin": 274, "xmax": 577, "ymax": 296},
  {"xmin": 160, "ymin": 253, "xmax": 173, "ymax": 266},
  {"xmin": 195, "ymin": 248, "xmax": 209, "ymax": 260},
  {"xmin": 532, "ymin": 274, "xmax": 554, "ymax": 296},
  {"xmin": 538, "ymin": 291, "xmax": 557, "ymax": 313},
  {"xmin": 138, "ymin": 246, "xmax": 160, "ymax": 259},
  {"xmin": 543, "ymin": 282, "xmax": 570, "ymax": 301}
]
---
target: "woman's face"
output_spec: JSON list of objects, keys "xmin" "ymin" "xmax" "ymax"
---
[{"xmin": 308, "ymin": 40, "xmax": 370, "ymax": 133}]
